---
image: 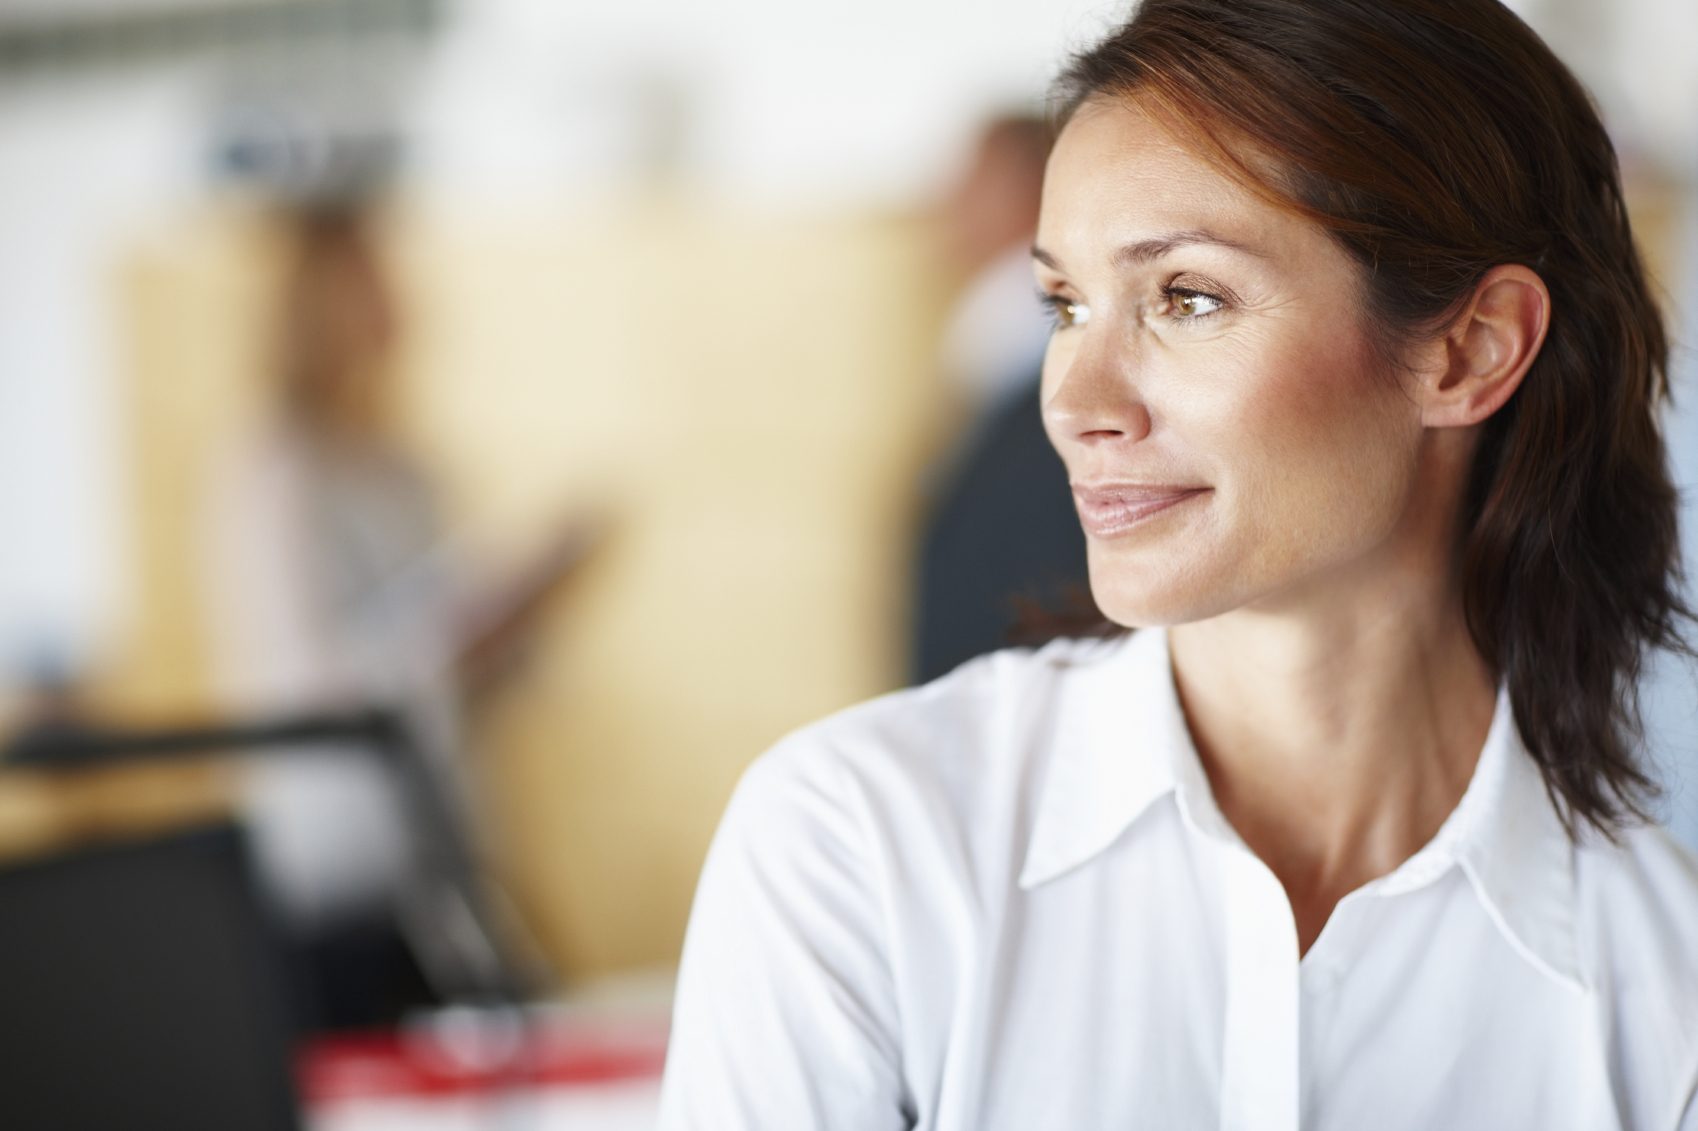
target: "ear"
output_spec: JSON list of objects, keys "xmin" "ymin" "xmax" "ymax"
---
[{"xmin": 1418, "ymin": 264, "xmax": 1550, "ymax": 428}]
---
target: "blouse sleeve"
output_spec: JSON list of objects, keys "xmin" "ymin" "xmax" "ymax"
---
[{"xmin": 657, "ymin": 738, "xmax": 910, "ymax": 1131}]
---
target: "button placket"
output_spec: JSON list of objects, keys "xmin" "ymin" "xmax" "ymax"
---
[
  {"xmin": 1299, "ymin": 893, "xmax": 1364, "ymax": 1000},
  {"xmin": 1218, "ymin": 845, "xmax": 1300, "ymax": 1131}
]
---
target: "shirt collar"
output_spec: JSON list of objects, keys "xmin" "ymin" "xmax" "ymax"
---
[
  {"xmin": 1408, "ymin": 690, "xmax": 1583, "ymax": 989},
  {"xmin": 1019, "ymin": 628, "xmax": 1184, "ymax": 890},
  {"xmin": 1018, "ymin": 628, "xmax": 1582, "ymax": 991}
]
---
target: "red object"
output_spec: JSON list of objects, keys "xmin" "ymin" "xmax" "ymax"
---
[{"xmin": 299, "ymin": 1013, "xmax": 669, "ymax": 1103}]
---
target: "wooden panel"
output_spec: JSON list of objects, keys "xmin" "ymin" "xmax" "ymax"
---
[{"xmin": 391, "ymin": 201, "xmax": 951, "ymax": 976}]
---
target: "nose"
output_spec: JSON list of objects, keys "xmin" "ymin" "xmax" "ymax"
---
[{"xmin": 1041, "ymin": 328, "xmax": 1153, "ymax": 450}]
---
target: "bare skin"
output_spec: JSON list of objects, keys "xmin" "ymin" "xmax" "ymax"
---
[{"xmin": 1034, "ymin": 99, "xmax": 1550, "ymax": 954}]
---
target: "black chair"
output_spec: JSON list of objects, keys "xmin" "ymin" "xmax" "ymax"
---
[
  {"xmin": 0, "ymin": 824, "xmax": 301, "ymax": 1131},
  {"xmin": 0, "ymin": 709, "xmax": 521, "ymax": 1130}
]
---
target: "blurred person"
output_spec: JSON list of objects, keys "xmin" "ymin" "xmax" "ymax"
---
[
  {"xmin": 201, "ymin": 206, "xmax": 454, "ymax": 1027},
  {"xmin": 935, "ymin": 115, "xmax": 1052, "ymax": 413},
  {"xmin": 661, "ymin": 1, "xmax": 1698, "ymax": 1128},
  {"xmin": 912, "ymin": 115, "xmax": 1088, "ymax": 683}
]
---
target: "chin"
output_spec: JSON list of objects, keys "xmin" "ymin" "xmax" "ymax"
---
[{"xmin": 1085, "ymin": 546, "xmax": 1245, "ymax": 629}]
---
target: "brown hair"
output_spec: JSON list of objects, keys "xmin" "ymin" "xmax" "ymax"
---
[{"xmin": 1048, "ymin": 0, "xmax": 1690, "ymax": 834}]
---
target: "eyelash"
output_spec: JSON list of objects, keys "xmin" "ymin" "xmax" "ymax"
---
[
  {"xmin": 1039, "ymin": 292, "xmax": 1089, "ymax": 330},
  {"xmin": 1038, "ymin": 284, "xmax": 1229, "ymax": 329}
]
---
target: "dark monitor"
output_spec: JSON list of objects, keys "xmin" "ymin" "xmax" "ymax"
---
[{"xmin": 0, "ymin": 826, "xmax": 301, "ymax": 1131}]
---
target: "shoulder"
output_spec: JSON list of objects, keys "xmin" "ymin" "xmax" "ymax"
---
[
  {"xmin": 1576, "ymin": 823, "xmax": 1698, "ymax": 1124},
  {"xmin": 1578, "ymin": 822, "xmax": 1698, "ymax": 972},
  {"xmin": 720, "ymin": 636, "xmax": 1129, "ymax": 872},
  {"xmin": 747, "ymin": 636, "xmax": 1127, "ymax": 794}
]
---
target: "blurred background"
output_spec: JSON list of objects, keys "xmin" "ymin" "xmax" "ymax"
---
[{"xmin": 0, "ymin": 0, "xmax": 1691, "ymax": 1127}]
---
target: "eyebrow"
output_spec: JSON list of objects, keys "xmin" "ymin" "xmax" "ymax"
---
[{"xmin": 1031, "ymin": 229, "xmax": 1263, "ymax": 272}]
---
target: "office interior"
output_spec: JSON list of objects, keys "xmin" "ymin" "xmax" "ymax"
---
[{"xmin": 0, "ymin": 0, "xmax": 1692, "ymax": 1127}]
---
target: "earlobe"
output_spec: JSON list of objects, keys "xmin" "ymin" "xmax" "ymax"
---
[{"xmin": 1420, "ymin": 264, "xmax": 1550, "ymax": 429}]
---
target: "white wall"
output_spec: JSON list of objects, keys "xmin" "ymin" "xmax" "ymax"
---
[
  {"xmin": 0, "ymin": 72, "xmax": 202, "ymax": 681},
  {"xmin": 410, "ymin": 0, "xmax": 1122, "ymax": 211}
]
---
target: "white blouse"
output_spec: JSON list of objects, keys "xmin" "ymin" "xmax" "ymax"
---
[{"xmin": 659, "ymin": 629, "xmax": 1698, "ymax": 1131}]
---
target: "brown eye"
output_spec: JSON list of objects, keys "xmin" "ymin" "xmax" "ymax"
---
[{"xmin": 1171, "ymin": 290, "xmax": 1223, "ymax": 318}]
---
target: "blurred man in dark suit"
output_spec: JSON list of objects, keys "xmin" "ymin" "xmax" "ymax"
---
[{"xmin": 913, "ymin": 116, "xmax": 1089, "ymax": 683}]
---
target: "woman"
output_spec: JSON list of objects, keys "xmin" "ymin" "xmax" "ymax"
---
[{"xmin": 659, "ymin": 0, "xmax": 1698, "ymax": 1127}]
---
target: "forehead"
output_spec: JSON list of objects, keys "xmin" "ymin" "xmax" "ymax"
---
[{"xmin": 1037, "ymin": 98, "xmax": 1309, "ymax": 260}]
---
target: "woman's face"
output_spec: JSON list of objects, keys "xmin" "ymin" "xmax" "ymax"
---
[{"xmin": 1035, "ymin": 98, "xmax": 1430, "ymax": 627}]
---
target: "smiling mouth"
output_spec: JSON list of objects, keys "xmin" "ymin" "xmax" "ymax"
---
[{"xmin": 1072, "ymin": 484, "xmax": 1211, "ymax": 537}]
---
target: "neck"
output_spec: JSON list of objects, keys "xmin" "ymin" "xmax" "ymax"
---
[{"xmin": 1167, "ymin": 558, "xmax": 1496, "ymax": 955}]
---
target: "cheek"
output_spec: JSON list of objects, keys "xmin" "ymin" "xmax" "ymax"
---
[
  {"xmin": 1203, "ymin": 330, "xmax": 1419, "ymax": 566},
  {"xmin": 1050, "ymin": 311, "xmax": 1425, "ymax": 627}
]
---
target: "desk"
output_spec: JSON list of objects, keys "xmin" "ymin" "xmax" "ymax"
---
[
  {"xmin": 0, "ymin": 758, "xmax": 238, "ymax": 866},
  {"xmin": 302, "ymin": 1004, "xmax": 668, "ymax": 1131}
]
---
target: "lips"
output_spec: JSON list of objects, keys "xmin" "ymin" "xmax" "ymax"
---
[{"xmin": 1072, "ymin": 483, "xmax": 1210, "ymax": 537}]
